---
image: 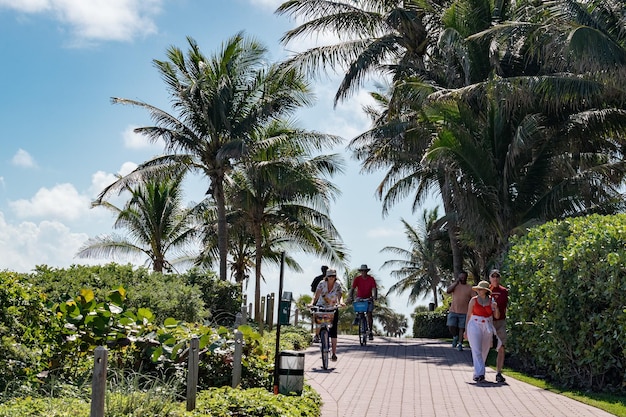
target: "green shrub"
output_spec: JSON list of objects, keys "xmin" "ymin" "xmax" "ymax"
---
[
  {"xmin": 187, "ymin": 385, "xmax": 321, "ymax": 417},
  {"xmin": 505, "ymin": 214, "xmax": 626, "ymax": 391},
  {"xmin": 413, "ymin": 311, "xmax": 449, "ymax": 338},
  {"xmin": 0, "ymin": 397, "xmax": 90, "ymax": 417},
  {"xmin": 0, "ymin": 271, "xmax": 61, "ymax": 396},
  {"xmin": 23, "ymin": 264, "xmax": 241, "ymax": 325}
]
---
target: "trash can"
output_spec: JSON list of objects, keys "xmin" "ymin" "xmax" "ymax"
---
[
  {"xmin": 278, "ymin": 292, "xmax": 293, "ymax": 325},
  {"xmin": 278, "ymin": 350, "xmax": 305, "ymax": 395}
]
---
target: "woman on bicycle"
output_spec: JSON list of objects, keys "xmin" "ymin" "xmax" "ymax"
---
[{"xmin": 312, "ymin": 268, "xmax": 345, "ymax": 361}]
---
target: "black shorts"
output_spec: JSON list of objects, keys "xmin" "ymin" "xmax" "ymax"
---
[{"xmin": 330, "ymin": 311, "xmax": 339, "ymax": 338}]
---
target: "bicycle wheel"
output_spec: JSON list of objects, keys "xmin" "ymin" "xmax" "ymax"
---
[
  {"xmin": 359, "ymin": 313, "xmax": 368, "ymax": 346},
  {"xmin": 320, "ymin": 327, "xmax": 329, "ymax": 369}
]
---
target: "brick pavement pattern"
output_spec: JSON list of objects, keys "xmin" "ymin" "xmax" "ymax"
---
[{"xmin": 303, "ymin": 335, "xmax": 614, "ymax": 417}]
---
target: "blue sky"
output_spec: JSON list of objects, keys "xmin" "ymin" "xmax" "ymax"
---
[{"xmin": 0, "ymin": 0, "xmax": 439, "ymax": 322}]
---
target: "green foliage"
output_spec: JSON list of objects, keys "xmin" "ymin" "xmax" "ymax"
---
[
  {"xmin": 187, "ymin": 385, "xmax": 321, "ymax": 417},
  {"xmin": 505, "ymin": 214, "xmax": 626, "ymax": 391},
  {"xmin": 412, "ymin": 311, "xmax": 449, "ymax": 338},
  {"xmin": 181, "ymin": 269, "xmax": 242, "ymax": 326},
  {"xmin": 23, "ymin": 264, "xmax": 239, "ymax": 325},
  {"xmin": 275, "ymin": 326, "xmax": 312, "ymax": 352},
  {"xmin": 0, "ymin": 397, "xmax": 90, "ymax": 417},
  {"xmin": 0, "ymin": 271, "xmax": 60, "ymax": 395}
]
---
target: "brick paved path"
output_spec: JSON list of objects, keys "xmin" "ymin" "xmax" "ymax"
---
[{"xmin": 303, "ymin": 335, "xmax": 615, "ymax": 417}]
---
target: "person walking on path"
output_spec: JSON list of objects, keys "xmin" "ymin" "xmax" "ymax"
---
[
  {"xmin": 465, "ymin": 280, "xmax": 500, "ymax": 382},
  {"xmin": 348, "ymin": 264, "xmax": 377, "ymax": 340},
  {"xmin": 311, "ymin": 265, "xmax": 329, "ymax": 343},
  {"xmin": 489, "ymin": 269, "xmax": 509, "ymax": 383},
  {"xmin": 446, "ymin": 271, "xmax": 473, "ymax": 351},
  {"xmin": 312, "ymin": 268, "xmax": 345, "ymax": 361}
]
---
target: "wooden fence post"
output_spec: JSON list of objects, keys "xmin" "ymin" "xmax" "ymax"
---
[
  {"xmin": 232, "ymin": 330, "xmax": 243, "ymax": 388},
  {"xmin": 186, "ymin": 337, "xmax": 199, "ymax": 412},
  {"xmin": 90, "ymin": 346, "xmax": 108, "ymax": 417}
]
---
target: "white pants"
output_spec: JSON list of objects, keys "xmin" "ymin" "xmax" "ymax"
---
[{"xmin": 466, "ymin": 315, "xmax": 495, "ymax": 378}]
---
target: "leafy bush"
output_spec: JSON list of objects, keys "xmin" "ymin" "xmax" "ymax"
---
[
  {"xmin": 181, "ymin": 269, "xmax": 242, "ymax": 326},
  {"xmin": 505, "ymin": 214, "xmax": 626, "ymax": 391},
  {"xmin": 0, "ymin": 397, "xmax": 90, "ymax": 417},
  {"xmin": 0, "ymin": 271, "xmax": 61, "ymax": 396},
  {"xmin": 187, "ymin": 385, "xmax": 321, "ymax": 417},
  {"xmin": 413, "ymin": 311, "xmax": 449, "ymax": 338},
  {"xmin": 23, "ymin": 264, "xmax": 241, "ymax": 325}
]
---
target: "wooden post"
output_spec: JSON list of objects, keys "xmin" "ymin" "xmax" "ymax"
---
[
  {"xmin": 267, "ymin": 293, "xmax": 275, "ymax": 331},
  {"xmin": 294, "ymin": 308, "xmax": 299, "ymax": 326},
  {"xmin": 90, "ymin": 346, "xmax": 107, "ymax": 417},
  {"xmin": 186, "ymin": 337, "xmax": 199, "ymax": 412},
  {"xmin": 241, "ymin": 305, "xmax": 247, "ymax": 323},
  {"xmin": 232, "ymin": 330, "xmax": 243, "ymax": 388}
]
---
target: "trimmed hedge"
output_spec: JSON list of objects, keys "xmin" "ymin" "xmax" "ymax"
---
[
  {"xmin": 505, "ymin": 214, "xmax": 626, "ymax": 391},
  {"xmin": 413, "ymin": 311, "xmax": 449, "ymax": 338}
]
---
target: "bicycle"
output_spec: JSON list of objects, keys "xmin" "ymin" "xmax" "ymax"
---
[
  {"xmin": 311, "ymin": 305, "xmax": 338, "ymax": 369},
  {"xmin": 353, "ymin": 298, "xmax": 373, "ymax": 346}
]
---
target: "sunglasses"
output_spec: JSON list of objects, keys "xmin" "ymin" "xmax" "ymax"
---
[{"xmin": 490, "ymin": 274, "xmax": 500, "ymax": 278}]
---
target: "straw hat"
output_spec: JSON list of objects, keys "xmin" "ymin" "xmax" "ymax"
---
[
  {"xmin": 325, "ymin": 269, "xmax": 337, "ymax": 277},
  {"xmin": 358, "ymin": 264, "xmax": 370, "ymax": 271},
  {"xmin": 472, "ymin": 280, "xmax": 492, "ymax": 293}
]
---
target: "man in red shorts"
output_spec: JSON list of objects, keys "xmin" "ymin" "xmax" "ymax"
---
[
  {"xmin": 349, "ymin": 264, "xmax": 378, "ymax": 340},
  {"xmin": 489, "ymin": 269, "xmax": 509, "ymax": 383}
]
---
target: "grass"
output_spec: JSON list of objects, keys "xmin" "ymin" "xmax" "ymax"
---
[{"xmin": 484, "ymin": 350, "xmax": 626, "ymax": 416}]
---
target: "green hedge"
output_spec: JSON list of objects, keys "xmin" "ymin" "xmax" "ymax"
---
[
  {"xmin": 505, "ymin": 214, "xmax": 626, "ymax": 391},
  {"xmin": 413, "ymin": 311, "xmax": 449, "ymax": 338}
]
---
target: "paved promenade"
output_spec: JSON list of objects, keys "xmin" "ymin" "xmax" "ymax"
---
[{"xmin": 302, "ymin": 335, "xmax": 615, "ymax": 417}]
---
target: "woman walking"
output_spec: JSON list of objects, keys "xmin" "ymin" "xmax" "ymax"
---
[{"xmin": 465, "ymin": 280, "xmax": 500, "ymax": 382}]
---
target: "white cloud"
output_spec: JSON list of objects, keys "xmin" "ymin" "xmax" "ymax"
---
[
  {"xmin": 9, "ymin": 183, "xmax": 92, "ymax": 221},
  {"xmin": 122, "ymin": 125, "xmax": 163, "ymax": 150},
  {"xmin": 367, "ymin": 226, "xmax": 404, "ymax": 239},
  {"xmin": 89, "ymin": 162, "xmax": 137, "ymax": 201},
  {"xmin": 11, "ymin": 149, "xmax": 37, "ymax": 168},
  {"xmin": 0, "ymin": 0, "xmax": 162, "ymax": 43},
  {"xmin": 0, "ymin": 212, "xmax": 90, "ymax": 273}
]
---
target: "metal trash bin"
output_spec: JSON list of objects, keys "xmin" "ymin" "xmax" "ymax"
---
[
  {"xmin": 278, "ymin": 350, "xmax": 304, "ymax": 395},
  {"xmin": 278, "ymin": 291, "xmax": 293, "ymax": 325}
]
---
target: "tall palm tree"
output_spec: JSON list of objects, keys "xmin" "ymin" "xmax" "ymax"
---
[
  {"xmin": 76, "ymin": 172, "xmax": 198, "ymax": 272},
  {"xmin": 381, "ymin": 208, "xmax": 449, "ymax": 307},
  {"xmin": 102, "ymin": 33, "xmax": 313, "ymax": 281},
  {"xmin": 423, "ymin": 74, "xmax": 626, "ymax": 268},
  {"xmin": 229, "ymin": 119, "xmax": 348, "ymax": 320},
  {"xmin": 276, "ymin": 0, "xmax": 449, "ymax": 105}
]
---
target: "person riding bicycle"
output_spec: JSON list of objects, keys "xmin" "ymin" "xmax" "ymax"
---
[
  {"xmin": 348, "ymin": 264, "xmax": 377, "ymax": 340},
  {"xmin": 312, "ymin": 268, "xmax": 345, "ymax": 361}
]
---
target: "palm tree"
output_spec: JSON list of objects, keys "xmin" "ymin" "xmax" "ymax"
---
[
  {"xmin": 228, "ymin": 119, "xmax": 348, "ymax": 321},
  {"xmin": 276, "ymin": 0, "xmax": 448, "ymax": 105},
  {"xmin": 422, "ymin": 74, "xmax": 626, "ymax": 268},
  {"xmin": 103, "ymin": 33, "xmax": 314, "ymax": 281},
  {"xmin": 380, "ymin": 312, "xmax": 408, "ymax": 337},
  {"xmin": 381, "ymin": 208, "xmax": 448, "ymax": 308},
  {"xmin": 76, "ymin": 171, "xmax": 198, "ymax": 272}
]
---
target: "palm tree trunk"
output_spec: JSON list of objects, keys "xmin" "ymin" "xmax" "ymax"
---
[
  {"xmin": 214, "ymin": 179, "xmax": 228, "ymax": 281},
  {"xmin": 253, "ymin": 225, "xmax": 263, "ymax": 325},
  {"xmin": 440, "ymin": 175, "xmax": 463, "ymax": 277}
]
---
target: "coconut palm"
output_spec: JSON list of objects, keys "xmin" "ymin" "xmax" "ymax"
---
[
  {"xmin": 76, "ymin": 171, "xmax": 198, "ymax": 272},
  {"xmin": 276, "ymin": 0, "xmax": 449, "ymax": 105},
  {"xmin": 101, "ymin": 33, "xmax": 313, "ymax": 281},
  {"xmin": 228, "ymin": 119, "xmax": 348, "ymax": 320},
  {"xmin": 423, "ymin": 74, "xmax": 626, "ymax": 268},
  {"xmin": 381, "ymin": 208, "xmax": 449, "ymax": 308}
]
